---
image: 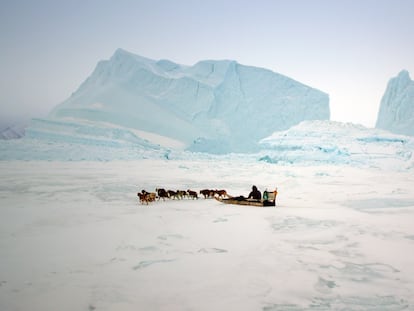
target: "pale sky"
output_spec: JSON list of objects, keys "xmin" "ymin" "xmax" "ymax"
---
[{"xmin": 1, "ymin": 0, "xmax": 413, "ymax": 127}]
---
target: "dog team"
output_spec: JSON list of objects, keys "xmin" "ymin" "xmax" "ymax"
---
[{"xmin": 137, "ymin": 188, "xmax": 228, "ymax": 205}]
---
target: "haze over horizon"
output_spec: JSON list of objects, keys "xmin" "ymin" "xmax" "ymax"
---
[{"xmin": 1, "ymin": 0, "xmax": 414, "ymax": 128}]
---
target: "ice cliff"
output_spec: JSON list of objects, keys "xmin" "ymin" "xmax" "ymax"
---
[
  {"xmin": 27, "ymin": 48, "xmax": 329, "ymax": 153},
  {"xmin": 376, "ymin": 70, "xmax": 414, "ymax": 136}
]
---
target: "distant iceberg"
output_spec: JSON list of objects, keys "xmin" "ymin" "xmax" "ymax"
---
[
  {"xmin": 0, "ymin": 122, "xmax": 26, "ymax": 139},
  {"xmin": 376, "ymin": 70, "xmax": 414, "ymax": 136},
  {"xmin": 28, "ymin": 49, "xmax": 330, "ymax": 154}
]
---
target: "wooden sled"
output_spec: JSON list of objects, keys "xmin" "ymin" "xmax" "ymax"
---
[{"xmin": 215, "ymin": 189, "xmax": 277, "ymax": 207}]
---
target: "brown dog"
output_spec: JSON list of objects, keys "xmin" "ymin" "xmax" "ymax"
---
[{"xmin": 215, "ymin": 189, "xmax": 227, "ymax": 198}]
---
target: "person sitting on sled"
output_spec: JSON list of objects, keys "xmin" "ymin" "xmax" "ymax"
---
[
  {"xmin": 247, "ymin": 185, "xmax": 261, "ymax": 200},
  {"xmin": 232, "ymin": 185, "xmax": 262, "ymax": 201}
]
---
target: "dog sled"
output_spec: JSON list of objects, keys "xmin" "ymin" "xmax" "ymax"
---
[{"xmin": 215, "ymin": 189, "xmax": 277, "ymax": 207}]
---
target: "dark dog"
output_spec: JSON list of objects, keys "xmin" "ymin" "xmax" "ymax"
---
[
  {"xmin": 156, "ymin": 188, "xmax": 169, "ymax": 200},
  {"xmin": 187, "ymin": 189, "xmax": 198, "ymax": 199}
]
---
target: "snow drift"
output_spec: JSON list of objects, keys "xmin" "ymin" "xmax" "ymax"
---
[
  {"xmin": 27, "ymin": 49, "xmax": 330, "ymax": 153},
  {"xmin": 376, "ymin": 70, "xmax": 414, "ymax": 136}
]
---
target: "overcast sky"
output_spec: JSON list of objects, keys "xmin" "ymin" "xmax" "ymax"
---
[{"xmin": 1, "ymin": 0, "xmax": 413, "ymax": 127}]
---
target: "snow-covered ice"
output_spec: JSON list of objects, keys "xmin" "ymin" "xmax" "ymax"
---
[
  {"xmin": 259, "ymin": 120, "xmax": 414, "ymax": 169},
  {"xmin": 1, "ymin": 158, "xmax": 414, "ymax": 310},
  {"xmin": 4, "ymin": 120, "xmax": 413, "ymax": 172}
]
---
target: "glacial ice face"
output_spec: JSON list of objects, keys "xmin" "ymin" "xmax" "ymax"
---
[
  {"xmin": 36, "ymin": 49, "xmax": 330, "ymax": 153},
  {"xmin": 376, "ymin": 70, "xmax": 414, "ymax": 136}
]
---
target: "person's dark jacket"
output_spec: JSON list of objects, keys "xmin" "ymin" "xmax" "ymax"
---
[{"xmin": 248, "ymin": 186, "xmax": 261, "ymax": 200}]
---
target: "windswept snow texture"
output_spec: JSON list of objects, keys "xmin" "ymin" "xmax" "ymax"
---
[
  {"xmin": 376, "ymin": 70, "xmax": 414, "ymax": 136},
  {"xmin": 29, "ymin": 48, "xmax": 329, "ymax": 153},
  {"xmin": 259, "ymin": 120, "xmax": 414, "ymax": 169},
  {"xmin": 1, "ymin": 160, "xmax": 414, "ymax": 311}
]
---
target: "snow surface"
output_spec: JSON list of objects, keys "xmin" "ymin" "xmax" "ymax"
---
[
  {"xmin": 27, "ymin": 49, "xmax": 329, "ymax": 153},
  {"xmin": 376, "ymin": 70, "xmax": 414, "ymax": 136},
  {"xmin": 1, "ymin": 159, "xmax": 414, "ymax": 311}
]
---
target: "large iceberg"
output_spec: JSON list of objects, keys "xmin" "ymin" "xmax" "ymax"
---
[
  {"xmin": 27, "ymin": 49, "xmax": 330, "ymax": 153},
  {"xmin": 376, "ymin": 70, "xmax": 414, "ymax": 136}
]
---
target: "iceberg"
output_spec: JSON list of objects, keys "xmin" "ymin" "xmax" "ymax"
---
[
  {"xmin": 376, "ymin": 70, "xmax": 414, "ymax": 136},
  {"xmin": 0, "ymin": 119, "xmax": 28, "ymax": 140},
  {"xmin": 28, "ymin": 49, "xmax": 330, "ymax": 154}
]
